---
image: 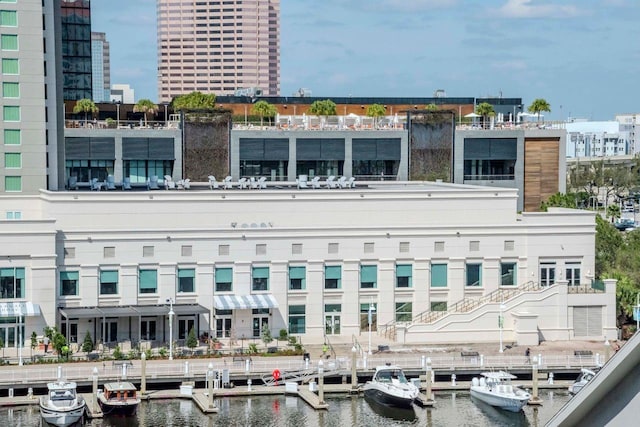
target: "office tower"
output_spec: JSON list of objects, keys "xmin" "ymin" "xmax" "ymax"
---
[
  {"xmin": 91, "ymin": 32, "xmax": 110, "ymax": 103},
  {"xmin": 61, "ymin": 0, "xmax": 92, "ymax": 101},
  {"xmin": 157, "ymin": 0, "xmax": 280, "ymax": 102},
  {"xmin": 1, "ymin": 0, "xmax": 63, "ymax": 194}
]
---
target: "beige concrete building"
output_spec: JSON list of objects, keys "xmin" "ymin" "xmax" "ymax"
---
[{"xmin": 157, "ymin": 0, "xmax": 280, "ymax": 102}]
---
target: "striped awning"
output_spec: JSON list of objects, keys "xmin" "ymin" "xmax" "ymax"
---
[
  {"xmin": 214, "ymin": 294, "xmax": 278, "ymax": 310},
  {"xmin": 0, "ymin": 301, "xmax": 41, "ymax": 317}
]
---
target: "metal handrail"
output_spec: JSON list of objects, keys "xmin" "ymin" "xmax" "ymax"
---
[{"xmin": 414, "ymin": 281, "xmax": 541, "ymax": 325}]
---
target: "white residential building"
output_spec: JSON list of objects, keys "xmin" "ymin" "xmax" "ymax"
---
[
  {"xmin": 566, "ymin": 121, "xmax": 628, "ymax": 158},
  {"xmin": 110, "ymin": 84, "xmax": 135, "ymax": 104},
  {"xmin": 615, "ymin": 113, "xmax": 640, "ymax": 155}
]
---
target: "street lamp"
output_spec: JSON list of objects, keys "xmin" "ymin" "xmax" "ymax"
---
[
  {"xmin": 163, "ymin": 102, "xmax": 169, "ymax": 127},
  {"xmin": 499, "ymin": 296, "xmax": 505, "ymax": 353},
  {"xmin": 115, "ymin": 102, "xmax": 121, "ymax": 128},
  {"xmin": 167, "ymin": 298, "xmax": 175, "ymax": 360},
  {"xmin": 368, "ymin": 300, "xmax": 376, "ymax": 355}
]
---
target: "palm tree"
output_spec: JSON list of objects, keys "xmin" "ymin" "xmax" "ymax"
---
[
  {"xmin": 72, "ymin": 98, "xmax": 98, "ymax": 126},
  {"xmin": 424, "ymin": 103, "xmax": 439, "ymax": 111},
  {"xmin": 133, "ymin": 99, "xmax": 159, "ymax": 127},
  {"xmin": 251, "ymin": 100, "xmax": 277, "ymax": 127},
  {"xmin": 366, "ymin": 103, "xmax": 386, "ymax": 128},
  {"xmin": 475, "ymin": 102, "xmax": 495, "ymax": 128},
  {"xmin": 309, "ymin": 99, "xmax": 337, "ymax": 129},
  {"xmin": 528, "ymin": 99, "xmax": 551, "ymax": 122}
]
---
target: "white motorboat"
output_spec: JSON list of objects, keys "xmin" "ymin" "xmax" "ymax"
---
[
  {"xmin": 568, "ymin": 368, "xmax": 597, "ymax": 395},
  {"xmin": 39, "ymin": 381, "xmax": 86, "ymax": 426},
  {"xmin": 470, "ymin": 371, "xmax": 530, "ymax": 413},
  {"xmin": 362, "ymin": 365, "xmax": 420, "ymax": 409}
]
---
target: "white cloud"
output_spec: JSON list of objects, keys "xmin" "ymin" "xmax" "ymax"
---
[{"xmin": 499, "ymin": 0, "xmax": 581, "ymax": 18}]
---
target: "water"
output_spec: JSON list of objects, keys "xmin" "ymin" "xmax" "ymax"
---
[{"xmin": 0, "ymin": 390, "xmax": 570, "ymax": 426}]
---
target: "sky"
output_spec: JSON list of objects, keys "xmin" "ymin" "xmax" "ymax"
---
[{"xmin": 91, "ymin": 0, "xmax": 640, "ymax": 121}]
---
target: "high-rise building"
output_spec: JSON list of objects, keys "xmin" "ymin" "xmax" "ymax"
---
[
  {"xmin": 157, "ymin": 0, "xmax": 280, "ymax": 103},
  {"xmin": 91, "ymin": 32, "xmax": 110, "ymax": 103},
  {"xmin": 0, "ymin": 0, "xmax": 63, "ymax": 194},
  {"xmin": 61, "ymin": 0, "xmax": 92, "ymax": 101}
]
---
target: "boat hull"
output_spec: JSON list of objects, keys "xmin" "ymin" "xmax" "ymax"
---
[
  {"xmin": 470, "ymin": 388, "xmax": 529, "ymax": 412},
  {"xmin": 39, "ymin": 400, "xmax": 85, "ymax": 426},
  {"xmin": 98, "ymin": 399, "xmax": 139, "ymax": 416},
  {"xmin": 363, "ymin": 385, "xmax": 415, "ymax": 409}
]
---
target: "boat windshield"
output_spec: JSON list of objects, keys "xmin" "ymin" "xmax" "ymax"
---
[{"xmin": 51, "ymin": 390, "xmax": 75, "ymax": 400}]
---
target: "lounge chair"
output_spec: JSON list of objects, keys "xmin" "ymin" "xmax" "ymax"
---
[
  {"xmin": 105, "ymin": 175, "xmax": 116, "ymax": 190},
  {"xmin": 309, "ymin": 176, "xmax": 321, "ymax": 189},
  {"xmin": 297, "ymin": 175, "xmax": 309, "ymax": 189},
  {"xmin": 337, "ymin": 176, "xmax": 348, "ymax": 188},
  {"xmin": 223, "ymin": 176, "xmax": 233, "ymax": 189},
  {"xmin": 250, "ymin": 177, "xmax": 259, "ymax": 189},
  {"xmin": 208, "ymin": 175, "xmax": 219, "ymax": 190},
  {"xmin": 67, "ymin": 176, "xmax": 78, "ymax": 191},
  {"xmin": 147, "ymin": 175, "xmax": 160, "ymax": 190},
  {"xmin": 122, "ymin": 177, "xmax": 132, "ymax": 190},
  {"xmin": 90, "ymin": 177, "xmax": 103, "ymax": 191},
  {"xmin": 257, "ymin": 176, "xmax": 267, "ymax": 189},
  {"xmin": 164, "ymin": 175, "xmax": 176, "ymax": 190},
  {"xmin": 177, "ymin": 178, "xmax": 190, "ymax": 190},
  {"xmin": 346, "ymin": 177, "xmax": 356, "ymax": 188},
  {"xmin": 238, "ymin": 177, "xmax": 249, "ymax": 189},
  {"xmin": 325, "ymin": 175, "xmax": 337, "ymax": 189}
]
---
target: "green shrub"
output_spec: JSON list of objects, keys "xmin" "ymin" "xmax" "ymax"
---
[{"xmin": 112, "ymin": 345, "xmax": 124, "ymax": 360}]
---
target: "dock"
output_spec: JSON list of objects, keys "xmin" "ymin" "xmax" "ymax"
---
[{"xmin": 80, "ymin": 393, "xmax": 103, "ymax": 419}]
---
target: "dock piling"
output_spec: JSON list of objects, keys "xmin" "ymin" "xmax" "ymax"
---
[
  {"xmin": 318, "ymin": 360, "xmax": 325, "ymax": 405},
  {"xmin": 141, "ymin": 352, "xmax": 147, "ymax": 395}
]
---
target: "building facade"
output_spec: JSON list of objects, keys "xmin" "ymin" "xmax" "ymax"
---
[
  {"xmin": 566, "ymin": 121, "xmax": 629, "ymax": 158},
  {"xmin": 1, "ymin": 0, "xmax": 63, "ymax": 195},
  {"xmin": 91, "ymin": 32, "xmax": 110, "ymax": 103},
  {"xmin": 61, "ymin": 0, "xmax": 92, "ymax": 101},
  {"xmin": 0, "ymin": 183, "xmax": 613, "ymax": 355},
  {"xmin": 157, "ymin": 0, "xmax": 280, "ymax": 102}
]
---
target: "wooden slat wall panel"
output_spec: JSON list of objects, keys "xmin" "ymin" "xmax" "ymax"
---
[{"xmin": 524, "ymin": 138, "xmax": 560, "ymax": 212}]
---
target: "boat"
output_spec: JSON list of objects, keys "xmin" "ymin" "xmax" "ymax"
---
[
  {"xmin": 362, "ymin": 365, "xmax": 420, "ymax": 409},
  {"xmin": 364, "ymin": 394, "xmax": 416, "ymax": 421},
  {"xmin": 470, "ymin": 371, "xmax": 531, "ymax": 412},
  {"xmin": 39, "ymin": 381, "xmax": 86, "ymax": 426},
  {"xmin": 97, "ymin": 381, "xmax": 141, "ymax": 416},
  {"xmin": 568, "ymin": 368, "xmax": 597, "ymax": 395}
]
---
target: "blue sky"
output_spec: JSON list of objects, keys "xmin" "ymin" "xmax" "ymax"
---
[{"xmin": 91, "ymin": 0, "xmax": 639, "ymax": 120}]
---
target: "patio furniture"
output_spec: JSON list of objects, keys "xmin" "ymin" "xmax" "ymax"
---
[
  {"xmin": 90, "ymin": 178, "xmax": 103, "ymax": 191},
  {"xmin": 309, "ymin": 176, "xmax": 321, "ymax": 189},
  {"xmin": 208, "ymin": 175, "xmax": 219, "ymax": 190},
  {"xmin": 223, "ymin": 176, "xmax": 233, "ymax": 189},
  {"xmin": 238, "ymin": 177, "xmax": 249, "ymax": 189},
  {"xmin": 147, "ymin": 175, "xmax": 160, "ymax": 190},
  {"xmin": 164, "ymin": 175, "xmax": 176, "ymax": 190},
  {"xmin": 257, "ymin": 176, "xmax": 267, "ymax": 189},
  {"xmin": 177, "ymin": 178, "xmax": 190, "ymax": 190},
  {"xmin": 325, "ymin": 175, "xmax": 337, "ymax": 189},
  {"xmin": 122, "ymin": 177, "xmax": 132, "ymax": 190},
  {"xmin": 67, "ymin": 176, "xmax": 78, "ymax": 191},
  {"xmin": 105, "ymin": 175, "xmax": 116, "ymax": 190},
  {"xmin": 297, "ymin": 175, "xmax": 308, "ymax": 189}
]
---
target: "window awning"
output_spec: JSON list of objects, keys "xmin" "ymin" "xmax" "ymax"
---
[
  {"xmin": 214, "ymin": 294, "xmax": 278, "ymax": 310},
  {"xmin": 59, "ymin": 304, "xmax": 210, "ymax": 319},
  {"xmin": 0, "ymin": 301, "xmax": 41, "ymax": 317}
]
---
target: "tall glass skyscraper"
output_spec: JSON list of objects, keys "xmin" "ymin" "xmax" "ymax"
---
[
  {"xmin": 61, "ymin": 0, "xmax": 92, "ymax": 101},
  {"xmin": 91, "ymin": 32, "xmax": 110, "ymax": 102},
  {"xmin": 157, "ymin": 0, "xmax": 280, "ymax": 102}
]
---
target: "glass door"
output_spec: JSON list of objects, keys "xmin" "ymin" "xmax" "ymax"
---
[
  {"xmin": 252, "ymin": 317, "xmax": 269, "ymax": 338},
  {"xmin": 540, "ymin": 263, "xmax": 556, "ymax": 286},
  {"xmin": 325, "ymin": 314, "xmax": 341, "ymax": 335},
  {"xmin": 178, "ymin": 317, "xmax": 195, "ymax": 340},
  {"xmin": 216, "ymin": 318, "xmax": 232, "ymax": 338}
]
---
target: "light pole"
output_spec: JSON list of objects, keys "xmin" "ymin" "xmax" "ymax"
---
[
  {"xmin": 368, "ymin": 299, "xmax": 376, "ymax": 355},
  {"xmin": 167, "ymin": 298, "xmax": 175, "ymax": 360},
  {"xmin": 163, "ymin": 102, "xmax": 169, "ymax": 127},
  {"xmin": 498, "ymin": 296, "xmax": 505, "ymax": 353},
  {"xmin": 116, "ymin": 102, "xmax": 120, "ymax": 128}
]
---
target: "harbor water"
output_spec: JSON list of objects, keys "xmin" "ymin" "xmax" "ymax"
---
[{"xmin": 0, "ymin": 390, "xmax": 570, "ymax": 426}]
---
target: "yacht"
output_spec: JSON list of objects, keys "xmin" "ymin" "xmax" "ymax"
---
[
  {"xmin": 362, "ymin": 365, "xmax": 419, "ymax": 409},
  {"xmin": 470, "ymin": 371, "xmax": 530, "ymax": 412},
  {"xmin": 39, "ymin": 381, "xmax": 86, "ymax": 426},
  {"xmin": 569, "ymin": 368, "xmax": 597, "ymax": 395}
]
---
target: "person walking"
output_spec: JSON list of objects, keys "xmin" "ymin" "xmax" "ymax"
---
[
  {"xmin": 43, "ymin": 336, "xmax": 50, "ymax": 353},
  {"xmin": 322, "ymin": 343, "xmax": 329, "ymax": 359},
  {"xmin": 525, "ymin": 347, "xmax": 531, "ymax": 363}
]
